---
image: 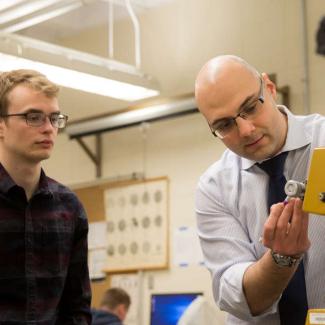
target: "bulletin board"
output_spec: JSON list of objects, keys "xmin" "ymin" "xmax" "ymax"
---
[
  {"xmin": 73, "ymin": 176, "xmax": 169, "ymax": 275},
  {"xmin": 103, "ymin": 177, "xmax": 169, "ymax": 273}
]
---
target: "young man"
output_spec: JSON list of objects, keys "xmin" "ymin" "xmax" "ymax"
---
[
  {"xmin": 195, "ymin": 55, "xmax": 325, "ymax": 324},
  {"xmin": 92, "ymin": 287, "xmax": 131, "ymax": 325},
  {"xmin": 0, "ymin": 69, "xmax": 91, "ymax": 323}
]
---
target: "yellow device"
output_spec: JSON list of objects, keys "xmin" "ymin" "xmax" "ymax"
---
[
  {"xmin": 305, "ymin": 309, "xmax": 325, "ymax": 325},
  {"xmin": 285, "ymin": 148, "xmax": 325, "ymax": 215},
  {"xmin": 303, "ymin": 148, "xmax": 325, "ymax": 215}
]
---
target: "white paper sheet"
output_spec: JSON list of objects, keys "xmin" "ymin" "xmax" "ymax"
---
[{"xmin": 173, "ymin": 226, "xmax": 204, "ymax": 267}]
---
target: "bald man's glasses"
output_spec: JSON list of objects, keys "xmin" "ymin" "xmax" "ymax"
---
[{"xmin": 210, "ymin": 78, "xmax": 265, "ymax": 139}]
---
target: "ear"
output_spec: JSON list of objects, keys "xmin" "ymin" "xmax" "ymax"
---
[
  {"xmin": 115, "ymin": 304, "xmax": 127, "ymax": 321},
  {"xmin": 261, "ymin": 72, "xmax": 277, "ymax": 100},
  {"xmin": 0, "ymin": 118, "xmax": 5, "ymax": 139}
]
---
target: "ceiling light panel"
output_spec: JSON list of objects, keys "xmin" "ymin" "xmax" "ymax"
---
[
  {"xmin": 1, "ymin": 2, "xmax": 83, "ymax": 33},
  {"xmin": 0, "ymin": 0, "xmax": 27, "ymax": 12},
  {"xmin": 0, "ymin": 0, "xmax": 62, "ymax": 24},
  {"xmin": 0, "ymin": 32, "xmax": 159, "ymax": 101},
  {"xmin": 0, "ymin": 53, "xmax": 158, "ymax": 101}
]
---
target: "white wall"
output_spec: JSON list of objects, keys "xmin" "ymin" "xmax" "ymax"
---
[
  {"xmin": 42, "ymin": 0, "xmax": 325, "ymax": 323},
  {"xmin": 307, "ymin": 0, "xmax": 325, "ymax": 113}
]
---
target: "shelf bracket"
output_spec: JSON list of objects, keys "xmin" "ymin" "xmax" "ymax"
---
[{"xmin": 75, "ymin": 134, "xmax": 102, "ymax": 178}]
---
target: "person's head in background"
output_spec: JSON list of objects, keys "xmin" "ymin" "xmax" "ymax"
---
[
  {"xmin": 99, "ymin": 287, "xmax": 131, "ymax": 322},
  {"xmin": 195, "ymin": 54, "xmax": 288, "ymax": 162},
  {"xmin": 0, "ymin": 69, "xmax": 67, "ymax": 166}
]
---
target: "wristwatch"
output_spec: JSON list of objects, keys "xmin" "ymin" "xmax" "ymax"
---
[{"xmin": 271, "ymin": 251, "xmax": 302, "ymax": 267}]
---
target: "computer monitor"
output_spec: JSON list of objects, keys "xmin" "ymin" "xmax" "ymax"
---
[{"xmin": 150, "ymin": 292, "xmax": 203, "ymax": 325}]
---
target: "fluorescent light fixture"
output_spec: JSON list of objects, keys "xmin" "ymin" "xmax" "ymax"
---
[
  {"xmin": 0, "ymin": 0, "xmax": 26, "ymax": 12},
  {"xmin": 65, "ymin": 94, "xmax": 198, "ymax": 138},
  {"xmin": 0, "ymin": 32, "xmax": 159, "ymax": 101},
  {"xmin": 0, "ymin": 0, "xmax": 61, "ymax": 24},
  {"xmin": 1, "ymin": 2, "xmax": 84, "ymax": 33},
  {"xmin": 0, "ymin": 53, "xmax": 158, "ymax": 101}
]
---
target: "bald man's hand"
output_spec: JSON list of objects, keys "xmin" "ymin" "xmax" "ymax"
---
[
  {"xmin": 243, "ymin": 198, "xmax": 310, "ymax": 316},
  {"xmin": 262, "ymin": 198, "xmax": 310, "ymax": 257}
]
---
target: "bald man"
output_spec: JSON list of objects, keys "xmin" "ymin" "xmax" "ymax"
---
[{"xmin": 195, "ymin": 55, "xmax": 325, "ymax": 325}]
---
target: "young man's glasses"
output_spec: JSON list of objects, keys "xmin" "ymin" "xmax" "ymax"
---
[
  {"xmin": 0, "ymin": 111, "xmax": 68, "ymax": 129},
  {"xmin": 210, "ymin": 78, "xmax": 265, "ymax": 139}
]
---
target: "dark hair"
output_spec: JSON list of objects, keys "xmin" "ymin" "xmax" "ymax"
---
[
  {"xmin": 100, "ymin": 287, "xmax": 131, "ymax": 310},
  {"xmin": 0, "ymin": 69, "xmax": 59, "ymax": 115}
]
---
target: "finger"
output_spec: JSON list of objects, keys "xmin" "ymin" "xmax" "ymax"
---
[
  {"xmin": 275, "ymin": 199, "xmax": 294, "ymax": 238},
  {"xmin": 285, "ymin": 199, "xmax": 310, "ymax": 255},
  {"xmin": 263, "ymin": 203, "xmax": 284, "ymax": 244},
  {"xmin": 289, "ymin": 198, "xmax": 305, "ymax": 240}
]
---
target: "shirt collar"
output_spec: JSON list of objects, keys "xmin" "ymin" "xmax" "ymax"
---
[
  {"xmin": 0, "ymin": 163, "xmax": 53, "ymax": 197},
  {"xmin": 241, "ymin": 105, "xmax": 311, "ymax": 170},
  {"xmin": 0, "ymin": 164, "xmax": 16, "ymax": 193},
  {"xmin": 34, "ymin": 169, "xmax": 54, "ymax": 197}
]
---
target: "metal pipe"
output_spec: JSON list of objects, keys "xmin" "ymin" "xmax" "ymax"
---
[
  {"xmin": 300, "ymin": 0, "xmax": 310, "ymax": 114},
  {"xmin": 95, "ymin": 134, "xmax": 102, "ymax": 178},
  {"xmin": 108, "ymin": 0, "xmax": 114, "ymax": 59},
  {"xmin": 125, "ymin": 0, "xmax": 141, "ymax": 69}
]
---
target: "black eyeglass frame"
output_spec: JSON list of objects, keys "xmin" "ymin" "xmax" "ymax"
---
[
  {"xmin": 210, "ymin": 77, "xmax": 265, "ymax": 139},
  {"xmin": 0, "ymin": 111, "xmax": 68, "ymax": 129}
]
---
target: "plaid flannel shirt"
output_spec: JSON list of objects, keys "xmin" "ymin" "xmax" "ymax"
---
[{"xmin": 0, "ymin": 164, "xmax": 92, "ymax": 324}]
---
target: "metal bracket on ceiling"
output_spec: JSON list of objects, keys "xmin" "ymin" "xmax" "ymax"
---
[
  {"xmin": 1, "ymin": 0, "xmax": 142, "ymax": 71},
  {"xmin": 107, "ymin": 0, "xmax": 141, "ymax": 68},
  {"xmin": 68, "ymin": 94, "xmax": 197, "ymax": 178}
]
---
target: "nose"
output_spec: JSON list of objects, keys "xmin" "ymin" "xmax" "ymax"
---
[
  {"xmin": 235, "ymin": 116, "xmax": 256, "ymax": 137},
  {"xmin": 40, "ymin": 116, "xmax": 56, "ymax": 133}
]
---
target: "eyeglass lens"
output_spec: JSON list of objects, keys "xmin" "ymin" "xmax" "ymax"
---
[
  {"xmin": 211, "ymin": 77, "xmax": 264, "ymax": 138},
  {"xmin": 26, "ymin": 112, "xmax": 67, "ymax": 128}
]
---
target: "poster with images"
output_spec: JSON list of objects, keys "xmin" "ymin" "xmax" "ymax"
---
[{"xmin": 103, "ymin": 177, "xmax": 168, "ymax": 272}]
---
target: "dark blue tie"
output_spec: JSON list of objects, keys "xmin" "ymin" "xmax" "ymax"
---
[{"xmin": 258, "ymin": 152, "xmax": 308, "ymax": 325}]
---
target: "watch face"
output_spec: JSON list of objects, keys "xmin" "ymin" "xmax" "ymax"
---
[
  {"xmin": 272, "ymin": 252, "xmax": 298, "ymax": 267},
  {"xmin": 277, "ymin": 257, "xmax": 292, "ymax": 267}
]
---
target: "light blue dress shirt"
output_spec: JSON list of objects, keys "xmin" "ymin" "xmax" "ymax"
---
[{"xmin": 196, "ymin": 106, "xmax": 325, "ymax": 324}]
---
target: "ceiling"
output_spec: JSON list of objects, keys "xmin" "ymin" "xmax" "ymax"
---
[
  {"xmin": 0, "ymin": 0, "xmax": 173, "ymax": 42},
  {"xmin": 0, "ymin": 0, "xmax": 174, "ymax": 120}
]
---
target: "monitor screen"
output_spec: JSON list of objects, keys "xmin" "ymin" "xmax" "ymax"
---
[{"xmin": 150, "ymin": 292, "xmax": 202, "ymax": 325}]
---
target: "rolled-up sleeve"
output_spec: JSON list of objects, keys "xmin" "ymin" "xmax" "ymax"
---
[{"xmin": 196, "ymin": 168, "xmax": 278, "ymax": 321}]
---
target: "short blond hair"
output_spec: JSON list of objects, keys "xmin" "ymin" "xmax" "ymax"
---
[{"xmin": 0, "ymin": 69, "xmax": 59, "ymax": 115}]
